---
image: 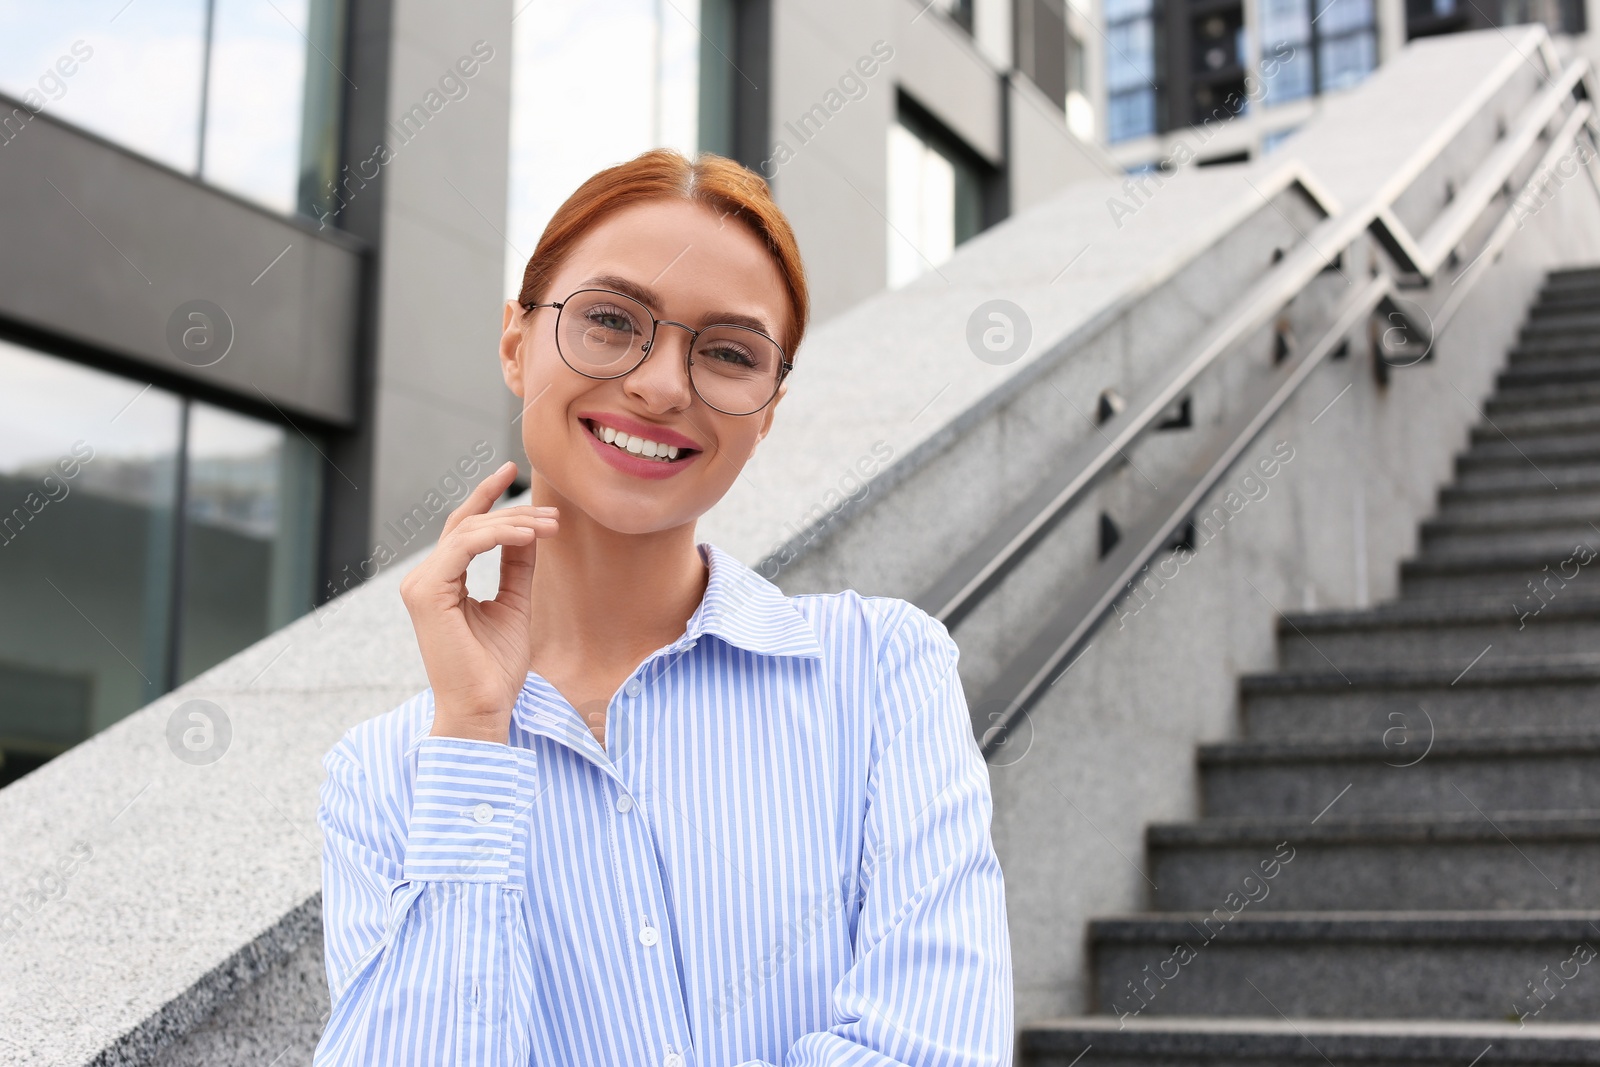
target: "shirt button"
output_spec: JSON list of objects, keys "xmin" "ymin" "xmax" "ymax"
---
[
  {"xmin": 624, "ymin": 678, "xmax": 642, "ymax": 697},
  {"xmin": 471, "ymin": 802, "xmax": 494, "ymax": 824},
  {"xmin": 639, "ymin": 924, "xmax": 659, "ymax": 946},
  {"xmin": 615, "ymin": 794, "xmax": 634, "ymax": 813},
  {"xmin": 663, "ymin": 1053, "xmax": 683, "ymax": 1067}
]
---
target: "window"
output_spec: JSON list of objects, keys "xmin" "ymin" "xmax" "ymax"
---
[
  {"xmin": 0, "ymin": 341, "xmax": 321, "ymax": 787},
  {"xmin": 1258, "ymin": 0, "xmax": 1375, "ymax": 105},
  {"xmin": 504, "ymin": 0, "xmax": 703, "ymax": 300},
  {"xmin": 886, "ymin": 106, "xmax": 989, "ymax": 289},
  {"xmin": 1261, "ymin": 123, "xmax": 1301, "ymax": 153},
  {"xmin": 0, "ymin": 0, "xmax": 343, "ymax": 219},
  {"xmin": 1314, "ymin": 0, "xmax": 1376, "ymax": 90},
  {"xmin": 1105, "ymin": 0, "xmax": 1160, "ymax": 141}
]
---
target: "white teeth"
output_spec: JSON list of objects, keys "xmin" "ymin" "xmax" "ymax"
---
[{"xmin": 587, "ymin": 420, "xmax": 682, "ymax": 462}]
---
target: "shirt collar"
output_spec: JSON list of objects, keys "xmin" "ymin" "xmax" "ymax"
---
[
  {"xmin": 410, "ymin": 540, "xmax": 823, "ymax": 752},
  {"xmin": 686, "ymin": 540, "xmax": 826, "ymax": 660}
]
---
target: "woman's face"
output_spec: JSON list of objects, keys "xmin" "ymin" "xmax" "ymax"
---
[{"xmin": 499, "ymin": 197, "xmax": 793, "ymax": 536}]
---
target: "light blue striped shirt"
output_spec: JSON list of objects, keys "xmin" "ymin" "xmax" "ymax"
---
[{"xmin": 313, "ymin": 540, "xmax": 1013, "ymax": 1066}]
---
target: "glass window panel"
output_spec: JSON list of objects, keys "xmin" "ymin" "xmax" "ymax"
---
[
  {"xmin": 1104, "ymin": 0, "xmax": 1155, "ymax": 23},
  {"xmin": 1318, "ymin": 31, "xmax": 1375, "ymax": 91},
  {"xmin": 696, "ymin": 0, "xmax": 735, "ymax": 157},
  {"xmin": 1262, "ymin": 125, "xmax": 1301, "ymax": 154},
  {"xmin": 176, "ymin": 402, "xmax": 319, "ymax": 685},
  {"xmin": 1315, "ymin": 0, "xmax": 1375, "ymax": 36},
  {"xmin": 1106, "ymin": 20, "xmax": 1155, "ymax": 91},
  {"xmin": 1260, "ymin": 0, "xmax": 1312, "ymax": 45},
  {"xmin": 886, "ymin": 121, "xmax": 957, "ymax": 289},
  {"xmin": 0, "ymin": 0, "xmax": 207, "ymax": 173},
  {"xmin": 1262, "ymin": 40, "xmax": 1314, "ymax": 103},
  {"xmin": 0, "ymin": 341, "xmax": 182, "ymax": 786},
  {"xmin": 504, "ymin": 0, "xmax": 702, "ymax": 301},
  {"xmin": 1108, "ymin": 88, "xmax": 1157, "ymax": 141},
  {"xmin": 200, "ymin": 0, "xmax": 311, "ymax": 213}
]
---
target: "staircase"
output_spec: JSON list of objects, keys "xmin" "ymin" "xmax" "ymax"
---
[{"xmin": 1019, "ymin": 265, "xmax": 1600, "ymax": 1064}]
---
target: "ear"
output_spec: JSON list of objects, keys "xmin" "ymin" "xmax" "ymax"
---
[
  {"xmin": 499, "ymin": 299, "xmax": 525, "ymax": 397},
  {"xmin": 752, "ymin": 376, "xmax": 788, "ymax": 446}
]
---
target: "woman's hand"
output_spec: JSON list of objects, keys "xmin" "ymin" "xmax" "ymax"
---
[{"xmin": 399, "ymin": 460, "xmax": 559, "ymax": 744}]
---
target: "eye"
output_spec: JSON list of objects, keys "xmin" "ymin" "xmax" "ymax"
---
[
  {"xmin": 585, "ymin": 304, "xmax": 640, "ymax": 333},
  {"xmin": 698, "ymin": 338, "xmax": 758, "ymax": 368}
]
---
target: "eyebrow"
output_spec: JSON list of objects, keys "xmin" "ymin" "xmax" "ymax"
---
[{"xmin": 581, "ymin": 273, "xmax": 778, "ymax": 342}]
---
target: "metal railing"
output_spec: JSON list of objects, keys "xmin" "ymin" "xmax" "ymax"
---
[{"xmin": 914, "ymin": 34, "xmax": 1600, "ymax": 759}]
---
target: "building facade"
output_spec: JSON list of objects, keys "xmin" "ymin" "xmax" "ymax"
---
[
  {"xmin": 0, "ymin": 0, "xmax": 1120, "ymax": 789},
  {"xmin": 9, "ymin": 0, "xmax": 1599, "ymax": 787},
  {"xmin": 1097, "ymin": 0, "xmax": 1594, "ymax": 167}
]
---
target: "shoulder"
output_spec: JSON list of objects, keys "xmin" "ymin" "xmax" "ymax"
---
[
  {"xmin": 790, "ymin": 587, "xmax": 958, "ymax": 667},
  {"xmin": 789, "ymin": 589, "xmax": 961, "ymax": 740}
]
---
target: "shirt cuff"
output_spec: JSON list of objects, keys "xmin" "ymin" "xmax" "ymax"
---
[{"xmin": 404, "ymin": 735, "xmax": 521, "ymax": 883}]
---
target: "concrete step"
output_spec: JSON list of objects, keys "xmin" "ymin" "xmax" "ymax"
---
[
  {"xmin": 1530, "ymin": 294, "xmax": 1600, "ymax": 316},
  {"xmin": 1469, "ymin": 405, "xmax": 1600, "ymax": 437},
  {"xmin": 1200, "ymin": 729, "xmax": 1600, "ymax": 818},
  {"xmin": 1499, "ymin": 357, "xmax": 1600, "ymax": 388},
  {"xmin": 1420, "ymin": 517, "xmax": 1600, "ymax": 557},
  {"xmin": 1459, "ymin": 435, "xmax": 1600, "ymax": 467},
  {"xmin": 1521, "ymin": 312, "xmax": 1600, "ymax": 338},
  {"xmin": 1486, "ymin": 379, "xmax": 1600, "ymax": 413},
  {"xmin": 1544, "ymin": 265, "xmax": 1600, "ymax": 286},
  {"xmin": 1433, "ymin": 495, "xmax": 1600, "ymax": 531},
  {"xmin": 1433, "ymin": 499, "xmax": 1600, "ymax": 531},
  {"xmin": 1240, "ymin": 658, "xmax": 1600, "ymax": 740},
  {"xmin": 1451, "ymin": 463, "xmax": 1600, "ymax": 494},
  {"xmin": 1446, "ymin": 476, "xmax": 1600, "ymax": 515},
  {"xmin": 1148, "ymin": 812, "xmax": 1597, "ymax": 911},
  {"xmin": 1018, "ymin": 1017, "xmax": 1600, "ymax": 1066},
  {"xmin": 1275, "ymin": 596, "xmax": 1600, "ymax": 670},
  {"xmin": 1400, "ymin": 544, "xmax": 1599, "ymax": 599},
  {"xmin": 1090, "ymin": 911, "xmax": 1600, "ymax": 1021},
  {"xmin": 1511, "ymin": 339, "xmax": 1600, "ymax": 361}
]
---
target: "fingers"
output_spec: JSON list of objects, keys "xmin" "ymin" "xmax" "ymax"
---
[
  {"xmin": 441, "ymin": 460, "xmax": 521, "ymax": 538},
  {"xmin": 404, "ymin": 514, "xmax": 557, "ymax": 606},
  {"xmin": 495, "ymin": 515, "xmax": 546, "ymax": 616}
]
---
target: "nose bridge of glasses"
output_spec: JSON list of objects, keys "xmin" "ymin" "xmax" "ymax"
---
[{"xmin": 640, "ymin": 316, "xmax": 700, "ymax": 360}]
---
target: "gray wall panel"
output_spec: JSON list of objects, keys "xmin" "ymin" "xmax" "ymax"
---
[{"xmin": 0, "ymin": 94, "xmax": 363, "ymax": 425}]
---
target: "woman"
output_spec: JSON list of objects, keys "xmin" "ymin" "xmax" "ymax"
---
[{"xmin": 314, "ymin": 148, "xmax": 1014, "ymax": 1066}]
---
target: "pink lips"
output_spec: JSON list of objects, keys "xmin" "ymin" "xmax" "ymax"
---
[
  {"xmin": 576, "ymin": 410, "xmax": 703, "ymax": 452},
  {"xmin": 580, "ymin": 417, "xmax": 701, "ymax": 480}
]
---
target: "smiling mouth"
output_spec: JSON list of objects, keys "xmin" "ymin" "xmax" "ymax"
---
[{"xmin": 581, "ymin": 418, "xmax": 701, "ymax": 463}]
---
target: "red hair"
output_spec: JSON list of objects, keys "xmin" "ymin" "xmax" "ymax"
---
[{"xmin": 517, "ymin": 148, "xmax": 810, "ymax": 359}]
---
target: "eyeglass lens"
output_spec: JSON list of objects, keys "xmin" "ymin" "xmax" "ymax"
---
[{"xmin": 557, "ymin": 289, "xmax": 782, "ymax": 414}]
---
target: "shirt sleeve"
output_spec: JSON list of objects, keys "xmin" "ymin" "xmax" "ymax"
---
[
  {"xmin": 738, "ymin": 607, "xmax": 1016, "ymax": 1067},
  {"xmin": 313, "ymin": 731, "xmax": 536, "ymax": 1066}
]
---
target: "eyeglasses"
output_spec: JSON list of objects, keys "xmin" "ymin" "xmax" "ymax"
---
[{"xmin": 523, "ymin": 287, "xmax": 794, "ymax": 416}]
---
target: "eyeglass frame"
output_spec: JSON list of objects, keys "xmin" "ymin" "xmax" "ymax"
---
[{"xmin": 521, "ymin": 287, "xmax": 795, "ymax": 416}]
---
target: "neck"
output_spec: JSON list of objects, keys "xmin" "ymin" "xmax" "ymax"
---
[{"xmin": 523, "ymin": 494, "xmax": 709, "ymax": 672}]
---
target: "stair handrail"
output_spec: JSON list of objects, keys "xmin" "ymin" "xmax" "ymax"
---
[{"xmin": 910, "ymin": 37, "xmax": 1599, "ymax": 757}]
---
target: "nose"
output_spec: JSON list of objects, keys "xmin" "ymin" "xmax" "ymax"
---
[{"xmin": 629, "ymin": 321, "xmax": 696, "ymax": 402}]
